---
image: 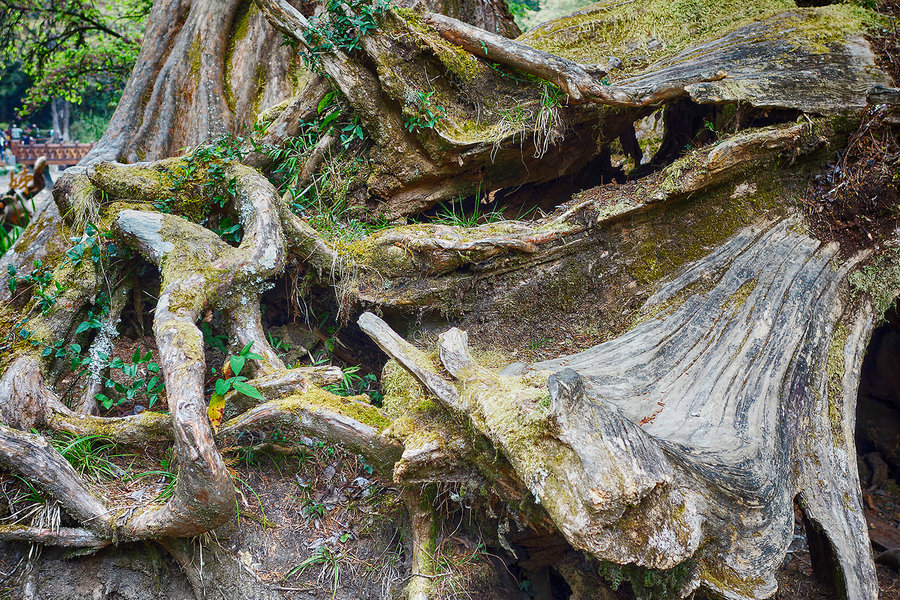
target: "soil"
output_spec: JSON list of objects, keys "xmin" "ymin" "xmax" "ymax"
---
[{"xmin": 802, "ymin": 0, "xmax": 900, "ymax": 255}]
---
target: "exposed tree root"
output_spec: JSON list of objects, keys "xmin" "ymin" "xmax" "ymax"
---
[
  {"xmin": 423, "ymin": 12, "xmax": 726, "ymax": 106},
  {"xmin": 0, "ymin": 3, "xmax": 892, "ymax": 597}
]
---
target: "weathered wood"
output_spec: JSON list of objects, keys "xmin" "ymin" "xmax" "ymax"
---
[
  {"xmin": 218, "ymin": 390, "xmax": 402, "ymax": 472},
  {"xmin": 423, "ymin": 12, "xmax": 616, "ymax": 103},
  {"xmin": 0, "ymin": 2, "xmax": 892, "ymax": 599},
  {"xmin": 867, "ymin": 84, "xmax": 900, "ymax": 105},
  {"xmin": 0, "ymin": 423, "xmax": 112, "ymax": 534},
  {"xmin": 359, "ymin": 213, "xmax": 878, "ymax": 600}
]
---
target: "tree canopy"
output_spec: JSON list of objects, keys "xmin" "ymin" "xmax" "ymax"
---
[{"xmin": 0, "ymin": 0, "xmax": 148, "ymax": 117}]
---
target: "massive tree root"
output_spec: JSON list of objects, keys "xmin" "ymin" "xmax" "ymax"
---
[
  {"xmin": 0, "ymin": 0, "xmax": 895, "ymax": 598},
  {"xmin": 0, "ymin": 123, "xmax": 885, "ymax": 597}
]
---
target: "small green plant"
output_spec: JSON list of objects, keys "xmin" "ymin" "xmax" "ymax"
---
[
  {"xmin": 527, "ymin": 336, "xmax": 549, "ymax": 351},
  {"xmin": 596, "ymin": 560, "xmax": 694, "ymax": 600},
  {"xmin": 51, "ymin": 432, "xmax": 126, "ymax": 481},
  {"xmin": 201, "ymin": 322, "xmax": 228, "ymax": 352},
  {"xmin": 94, "ymin": 348, "xmax": 165, "ymax": 410},
  {"xmin": 433, "ymin": 195, "xmax": 505, "ymax": 227},
  {"xmin": 7, "ymin": 259, "xmax": 62, "ymax": 312},
  {"xmin": 0, "ymin": 192, "xmax": 34, "ymax": 253},
  {"xmin": 303, "ymin": 500, "xmax": 328, "ymax": 519},
  {"xmin": 404, "ymin": 90, "xmax": 446, "ymax": 133},
  {"xmin": 0, "ymin": 223, "xmax": 24, "ymax": 254},
  {"xmin": 213, "ymin": 215, "xmax": 242, "ymax": 243},
  {"xmin": 286, "ymin": 544, "xmax": 344, "ymax": 597},
  {"xmin": 267, "ymin": 332, "xmax": 290, "ymax": 353},
  {"xmin": 300, "ymin": 0, "xmax": 392, "ymax": 67},
  {"xmin": 324, "ymin": 366, "xmax": 383, "ymax": 405},
  {"xmin": 66, "ymin": 223, "xmax": 115, "ymax": 267},
  {"xmin": 340, "ymin": 116, "xmax": 365, "ymax": 147},
  {"xmin": 213, "ymin": 342, "xmax": 265, "ymax": 400},
  {"xmin": 135, "ymin": 448, "xmax": 177, "ymax": 501}
]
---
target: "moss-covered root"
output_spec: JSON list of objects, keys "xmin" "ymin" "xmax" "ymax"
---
[
  {"xmin": 218, "ymin": 387, "xmax": 402, "ymax": 473},
  {"xmin": 651, "ymin": 120, "xmax": 828, "ymax": 202},
  {"xmin": 424, "ymin": 11, "xmax": 725, "ymax": 107},
  {"xmin": 48, "ymin": 410, "xmax": 174, "ymax": 444},
  {"xmin": 0, "ymin": 419, "xmax": 114, "ymax": 538},
  {"xmin": 106, "ymin": 162, "xmax": 287, "ymax": 539},
  {"xmin": 402, "ymin": 489, "xmax": 440, "ymax": 600}
]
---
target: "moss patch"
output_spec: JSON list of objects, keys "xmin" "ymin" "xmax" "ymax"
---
[
  {"xmin": 825, "ymin": 322, "xmax": 850, "ymax": 446},
  {"xmin": 848, "ymin": 248, "xmax": 900, "ymax": 321},
  {"xmin": 518, "ymin": 1, "xmax": 878, "ymax": 74},
  {"xmin": 284, "ymin": 387, "xmax": 392, "ymax": 432}
]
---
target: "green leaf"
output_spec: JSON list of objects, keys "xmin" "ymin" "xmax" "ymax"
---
[
  {"xmin": 215, "ymin": 378, "xmax": 231, "ymax": 396},
  {"xmin": 96, "ymin": 394, "xmax": 112, "ymax": 410},
  {"xmin": 232, "ymin": 380, "xmax": 264, "ymax": 400},
  {"xmin": 75, "ymin": 321, "xmax": 91, "ymax": 335},
  {"xmin": 317, "ymin": 91, "xmax": 335, "ymax": 114},
  {"xmin": 230, "ymin": 355, "xmax": 246, "ymax": 377}
]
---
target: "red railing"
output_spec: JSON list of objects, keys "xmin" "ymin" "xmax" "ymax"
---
[{"xmin": 9, "ymin": 140, "xmax": 93, "ymax": 167}]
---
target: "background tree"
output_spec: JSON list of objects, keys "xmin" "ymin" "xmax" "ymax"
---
[{"xmin": 0, "ymin": 0, "xmax": 150, "ymax": 136}]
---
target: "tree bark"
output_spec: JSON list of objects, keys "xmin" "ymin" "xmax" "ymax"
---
[{"xmin": 0, "ymin": 1, "xmax": 896, "ymax": 599}]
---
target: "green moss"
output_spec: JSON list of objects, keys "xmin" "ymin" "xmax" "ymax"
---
[
  {"xmin": 161, "ymin": 320, "xmax": 205, "ymax": 362},
  {"xmin": 631, "ymin": 274, "xmax": 723, "ymax": 328},
  {"xmin": 597, "ymin": 559, "xmax": 695, "ymax": 600},
  {"xmin": 224, "ymin": 0, "xmax": 258, "ymax": 112},
  {"xmin": 519, "ymin": 0, "xmax": 794, "ymax": 67},
  {"xmin": 700, "ymin": 559, "xmax": 765, "ymax": 598},
  {"xmin": 726, "ymin": 278, "xmax": 758, "ymax": 312},
  {"xmin": 189, "ymin": 36, "xmax": 202, "ymax": 78},
  {"xmin": 337, "ymin": 233, "xmax": 416, "ymax": 278},
  {"xmin": 626, "ymin": 174, "xmax": 786, "ymax": 286},
  {"xmin": 232, "ymin": 1, "xmax": 253, "ymax": 44},
  {"xmin": 381, "ymin": 359, "xmax": 434, "ymax": 419},
  {"xmin": 848, "ymin": 249, "xmax": 900, "ymax": 321},
  {"xmin": 781, "ymin": 4, "xmax": 885, "ymax": 52},
  {"xmin": 379, "ymin": 359, "xmax": 456, "ymax": 448},
  {"xmin": 285, "ymin": 387, "xmax": 392, "ymax": 431},
  {"xmin": 518, "ymin": 1, "xmax": 877, "ymax": 74},
  {"xmin": 251, "ymin": 64, "xmax": 267, "ymax": 119},
  {"xmin": 825, "ymin": 322, "xmax": 850, "ymax": 446},
  {"xmin": 255, "ymin": 99, "xmax": 291, "ymax": 129}
]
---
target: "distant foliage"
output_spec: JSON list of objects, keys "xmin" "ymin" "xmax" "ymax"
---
[
  {"xmin": 0, "ymin": 0, "xmax": 150, "ymax": 116},
  {"xmin": 70, "ymin": 112, "xmax": 112, "ymax": 142}
]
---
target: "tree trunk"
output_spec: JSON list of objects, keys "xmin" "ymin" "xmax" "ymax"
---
[
  {"xmin": 51, "ymin": 98, "xmax": 61, "ymax": 143},
  {"xmin": 60, "ymin": 100, "xmax": 70, "ymax": 142},
  {"xmin": 0, "ymin": 1, "xmax": 897, "ymax": 599}
]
